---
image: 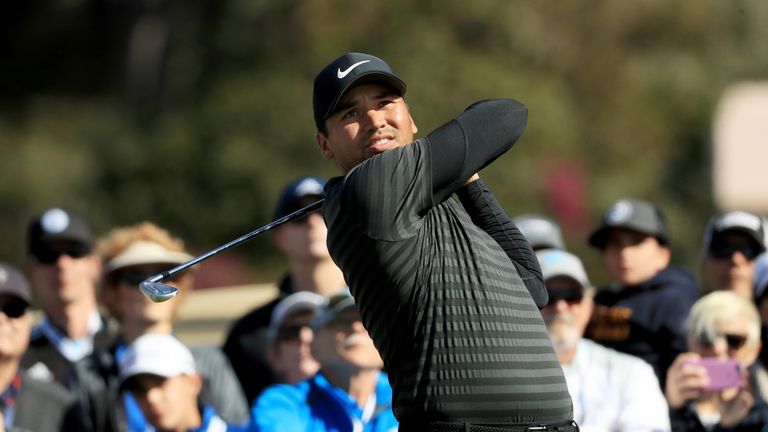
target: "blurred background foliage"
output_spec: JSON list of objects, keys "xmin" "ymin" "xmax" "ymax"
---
[{"xmin": 1, "ymin": 0, "xmax": 766, "ymax": 288}]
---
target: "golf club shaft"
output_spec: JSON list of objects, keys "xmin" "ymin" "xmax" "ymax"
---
[{"xmin": 144, "ymin": 198, "xmax": 325, "ymax": 284}]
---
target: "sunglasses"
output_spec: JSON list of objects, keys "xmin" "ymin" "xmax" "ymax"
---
[
  {"xmin": 33, "ymin": 244, "xmax": 91, "ymax": 264},
  {"xmin": 276, "ymin": 324, "xmax": 311, "ymax": 342},
  {"xmin": 698, "ymin": 332, "xmax": 749, "ymax": 351},
  {"xmin": 708, "ymin": 242, "xmax": 761, "ymax": 261},
  {"xmin": 545, "ymin": 288, "xmax": 584, "ymax": 307},
  {"xmin": 0, "ymin": 298, "xmax": 29, "ymax": 319},
  {"xmin": 326, "ymin": 315, "xmax": 361, "ymax": 329}
]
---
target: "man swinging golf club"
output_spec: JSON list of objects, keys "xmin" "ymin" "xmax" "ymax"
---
[
  {"xmin": 312, "ymin": 52, "xmax": 576, "ymax": 431},
  {"xmin": 135, "ymin": 52, "xmax": 576, "ymax": 431}
]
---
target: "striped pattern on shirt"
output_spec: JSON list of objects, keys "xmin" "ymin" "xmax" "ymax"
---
[{"xmin": 322, "ymin": 140, "xmax": 573, "ymax": 424}]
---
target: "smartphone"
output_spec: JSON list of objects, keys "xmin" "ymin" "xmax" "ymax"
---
[{"xmin": 686, "ymin": 358, "xmax": 744, "ymax": 392}]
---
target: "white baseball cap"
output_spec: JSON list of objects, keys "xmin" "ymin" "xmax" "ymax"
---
[
  {"xmin": 311, "ymin": 292, "xmax": 357, "ymax": 329},
  {"xmin": 268, "ymin": 291, "xmax": 326, "ymax": 342},
  {"xmin": 118, "ymin": 334, "xmax": 196, "ymax": 387},
  {"xmin": 103, "ymin": 240, "xmax": 194, "ymax": 276},
  {"xmin": 536, "ymin": 249, "xmax": 591, "ymax": 289},
  {"xmin": 513, "ymin": 214, "xmax": 565, "ymax": 250}
]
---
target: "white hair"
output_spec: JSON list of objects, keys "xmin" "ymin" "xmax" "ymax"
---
[{"xmin": 686, "ymin": 290, "xmax": 761, "ymax": 346}]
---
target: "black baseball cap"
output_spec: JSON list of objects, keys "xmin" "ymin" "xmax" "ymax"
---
[
  {"xmin": 588, "ymin": 198, "xmax": 668, "ymax": 249},
  {"xmin": 27, "ymin": 208, "xmax": 93, "ymax": 262},
  {"xmin": 313, "ymin": 52, "xmax": 406, "ymax": 131},
  {"xmin": 702, "ymin": 211, "xmax": 766, "ymax": 256},
  {"xmin": 0, "ymin": 262, "xmax": 33, "ymax": 305},
  {"xmin": 273, "ymin": 176, "xmax": 326, "ymax": 220}
]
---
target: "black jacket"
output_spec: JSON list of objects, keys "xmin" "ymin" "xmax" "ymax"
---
[
  {"xmin": 20, "ymin": 315, "xmax": 120, "ymax": 432},
  {"xmin": 670, "ymin": 366, "xmax": 768, "ymax": 432},
  {"xmin": 222, "ymin": 275, "xmax": 293, "ymax": 404},
  {"xmin": 586, "ymin": 266, "xmax": 699, "ymax": 388}
]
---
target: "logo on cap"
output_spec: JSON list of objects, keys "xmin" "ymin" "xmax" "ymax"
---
[
  {"xmin": 337, "ymin": 60, "xmax": 371, "ymax": 79},
  {"xmin": 40, "ymin": 208, "xmax": 70, "ymax": 234},
  {"xmin": 606, "ymin": 200, "xmax": 633, "ymax": 224},
  {"xmin": 294, "ymin": 178, "xmax": 324, "ymax": 197}
]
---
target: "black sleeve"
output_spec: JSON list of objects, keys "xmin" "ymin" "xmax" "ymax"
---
[
  {"xmin": 455, "ymin": 179, "xmax": 548, "ymax": 308},
  {"xmin": 423, "ymin": 99, "xmax": 528, "ymax": 204}
]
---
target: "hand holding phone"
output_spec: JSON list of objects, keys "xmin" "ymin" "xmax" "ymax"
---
[{"xmin": 685, "ymin": 358, "xmax": 744, "ymax": 392}]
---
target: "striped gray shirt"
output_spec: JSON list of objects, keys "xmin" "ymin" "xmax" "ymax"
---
[{"xmin": 323, "ymin": 138, "xmax": 572, "ymax": 423}]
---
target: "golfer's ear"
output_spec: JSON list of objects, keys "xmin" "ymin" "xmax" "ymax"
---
[{"xmin": 316, "ymin": 131, "xmax": 333, "ymax": 161}]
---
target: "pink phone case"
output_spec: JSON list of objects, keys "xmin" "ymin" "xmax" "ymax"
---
[{"xmin": 689, "ymin": 358, "xmax": 743, "ymax": 391}]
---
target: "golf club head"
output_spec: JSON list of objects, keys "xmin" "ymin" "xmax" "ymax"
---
[
  {"xmin": 139, "ymin": 280, "xmax": 179, "ymax": 303},
  {"xmin": 135, "ymin": 199, "xmax": 325, "ymax": 303}
]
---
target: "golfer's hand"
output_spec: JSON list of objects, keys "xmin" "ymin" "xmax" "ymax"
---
[{"xmin": 466, "ymin": 173, "xmax": 480, "ymax": 184}]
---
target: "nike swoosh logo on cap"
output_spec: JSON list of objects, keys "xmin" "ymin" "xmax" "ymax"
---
[{"xmin": 337, "ymin": 60, "xmax": 371, "ymax": 79}]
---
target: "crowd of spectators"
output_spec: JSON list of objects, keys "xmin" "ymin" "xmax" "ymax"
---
[{"xmin": 3, "ymin": 178, "xmax": 767, "ymax": 431}]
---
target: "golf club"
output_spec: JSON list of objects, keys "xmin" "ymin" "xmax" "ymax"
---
[{"xmin": 139, "ymin": 198, "xmax": 325, "ymax": 302}]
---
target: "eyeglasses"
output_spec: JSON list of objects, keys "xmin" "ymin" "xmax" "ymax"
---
[
  {"xmin": 545, "ymin": 288, "xmax": 584, "ymax": 307},
  {"xmin": 708, "ymin": 242, "xmax": 761, "ymax": 261},
  {"xmin": 697, "ymin": 332, "xmax": 749, "ymax": 351},
  {"xmin": 33, "ymin": 244, "xmax": 91, "ymax": 264},
  {"xmin": 276, "ymin": 324, "xmax": 311, "ymax": 342},
  {"xmin": 0, "ymin": 298, "xmax": 29, "ymax": 319}
]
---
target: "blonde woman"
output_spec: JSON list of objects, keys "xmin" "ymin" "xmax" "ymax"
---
[{"xmin": 666, "ymin": 290, "xmax": 768, "ymax": 430}]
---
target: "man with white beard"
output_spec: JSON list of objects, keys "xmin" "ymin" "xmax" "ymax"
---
[{"xmin": 537, "ymin": 249, "xmax": 671, "ymax": 432}]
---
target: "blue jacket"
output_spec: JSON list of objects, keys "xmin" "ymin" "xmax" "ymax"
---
[
  {"xmin": 251, "ymin": 372, "xmax": 398, "ymax": 432},
  {"xmin": 193, "ymin": 405, "xmax": 249, "ymax": 432}
]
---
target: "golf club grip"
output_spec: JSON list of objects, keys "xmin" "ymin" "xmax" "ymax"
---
[{"xmin": 148, "ymin": 198, "xmax": 325, "ymax": 282}]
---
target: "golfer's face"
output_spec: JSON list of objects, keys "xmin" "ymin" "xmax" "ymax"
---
[{"xmin": 317, "ymin": 83, "xmax": 418, "ymax": 173}]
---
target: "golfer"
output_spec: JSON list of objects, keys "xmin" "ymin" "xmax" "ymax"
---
[{"xmin": 312, "ymin": 52, "xmax": 576, "ymax": 431}]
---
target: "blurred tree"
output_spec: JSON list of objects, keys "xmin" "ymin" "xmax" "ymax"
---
[{"xmin": 1, "ymin": 0, "xmax": 767, "ymax": 288}]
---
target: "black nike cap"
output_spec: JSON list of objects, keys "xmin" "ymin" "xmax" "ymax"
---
[{"xmin": 313, "ymin": 52, "xmax": 406, "ymax": 131}]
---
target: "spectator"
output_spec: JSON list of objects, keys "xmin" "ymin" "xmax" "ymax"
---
[
  {"xmin": 118, "ymin": 333, "xmax": 248, "ymax": 432},
  {"xmin": 0, "ymin": 262, "xmax": 88, "ymax": 431},
  {"xmin": 537, "ymin": 249, "xmax": 670, "ymax": 431},
  {"xmin": 751, "ymin": 252, "xmax": 768, "ymax": 397},
  {"xmin": 699, "ymin": 211, "xmax": 766, "ymax": 299},
  {"xmin": 223, "ymin": 175, "xmax": 346, "ymax": 403},
  {"xmin": 665, "ymin": 291, "xmax": 768, "ymax": 430},
  {"xmin": 98, "ymin": 221, "xmax": 249, "ymax": 429},
  {"xmin": 512, "ymin": 213, "xmax": 566, "ymax": 251},
  {"xmin": 584, "ymin": 198, "xmax": 698, "ymax": 387},
  {"xmin": 265, "ymin": 291, "xmax": 324, "ymax": 385},
  {"xmin": 22, "ymin": 207, "xmax": 120, "ymax": 432},
  {"xmin": 763, "ymin": 218, "xmax": 768, "ymax": 250},
  {"xmin": 251, "ymin": 292, "xmax": 397, "ymax": 432}
]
